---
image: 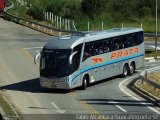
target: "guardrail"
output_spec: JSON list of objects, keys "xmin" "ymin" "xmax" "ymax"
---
[
  {"xmin": 3, "ymin": 12, "xmax": 81, "ymax": 36},
  {"xmin": 144, "ymin": 33, "xmax": 160, "ymax": 37},
  {"xmin": 139, "ymin": 66, "xmax": 160, "ymax": 90}
]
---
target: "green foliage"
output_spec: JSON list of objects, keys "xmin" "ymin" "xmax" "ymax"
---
[
  {"xmin": 26, "ymin": 0, "xmax": 160, "ymax": 21},
  {"xmin": 27, "ymin": 6, "xmax": 44, "ymax": 20},
  {"xmin": 81, "ymin": 0, "xmax": 107, "ymax": 18}
]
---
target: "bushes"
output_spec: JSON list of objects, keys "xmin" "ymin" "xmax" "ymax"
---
[
  {"xmin": 26, "ymin": 0, "xmax": 159, "ymax": 21},
  {"xmin": 27, "ymin": 5, "xmax": 44, "ymax": 20}
]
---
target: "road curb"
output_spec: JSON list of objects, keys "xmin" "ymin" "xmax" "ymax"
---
[
  {"xmin": 0, "ymin": 106, "xmax": 7, "ymax": 120},
  {"xmin": 0, "ymin": 91, "xmax": 21, "ymax": 120},
  {"xmin": 134, "ymin": 83, "xmax": 160, "ymax": 101},
  {"xmin": 128, "ymin": 77, "xmax": 160, "ymax": 107}
]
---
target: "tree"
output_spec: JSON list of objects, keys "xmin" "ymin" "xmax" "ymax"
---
[{"xmin": 81, "ymin": 0, "xmax": 107, "ymax": 18}]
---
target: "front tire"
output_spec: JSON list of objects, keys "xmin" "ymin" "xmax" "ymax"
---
[{"xmin": 81, "ymin": 77, "xmax": 87, "ymax": 90}]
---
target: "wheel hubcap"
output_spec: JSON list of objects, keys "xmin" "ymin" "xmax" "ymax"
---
[{"xmin": 124, "ymin": 67, "xmax": 127, "ymax": 75}]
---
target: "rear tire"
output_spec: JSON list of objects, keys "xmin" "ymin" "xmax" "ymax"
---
[
  {"xmin": 129, "ymin": 63, "xmax": 135, "ymax": 76},
  {"xmin": 122, "ymin": 64, "xmax": 128, "ymax": 77},
  {"xmin": 81, "ymin": 77, "xmax": 87, "ymax": 90}
]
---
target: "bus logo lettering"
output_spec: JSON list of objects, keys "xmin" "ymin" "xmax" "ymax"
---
[
  {"xmin": 111, "ymin": 48, "xmax": 139, "ymax": 59},
  {"xmin": 92, "ymin": 58, "xmax": 105, "ymax": 64}
]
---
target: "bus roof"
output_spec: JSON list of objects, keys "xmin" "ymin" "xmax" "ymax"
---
[{"xmin": 44, "ymin": 27, "xmax": 143, "ymax": 49}]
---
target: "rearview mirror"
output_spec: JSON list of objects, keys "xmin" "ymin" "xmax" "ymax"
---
[
  {"xmin": 34, "ymin": 52, "xmax": 41, "ymax": 64},
  {"xmin": 69, "ymin": 51, "xmax": 78, "ymax": 64}
]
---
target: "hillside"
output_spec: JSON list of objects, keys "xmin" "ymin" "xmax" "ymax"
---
[{"xmin": 8, "ymin": 0, "xmax": 160, "ymax": 32}]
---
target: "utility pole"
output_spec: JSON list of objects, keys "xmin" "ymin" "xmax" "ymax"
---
[{"xmin": 155, "ymin": 0, "xmax": 158, "ymax": 59}]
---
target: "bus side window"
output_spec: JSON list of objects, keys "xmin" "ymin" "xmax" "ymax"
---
[
  {"xmin": 133, "ymin": 33, "xmax": 139, "ymax": 46},
  {"xmin": 83, "ymin": 42, "xmax": 93, "ymax": 61},
  {"xmin": 128, "ymin": 34, "xmax": 134, "ymax": 47},
  {"xmin": 103, "ymin": 39, "xmax": 110, "ymax": 53},
  {"xmin": 112, "ymin": 38, "xmax": 120, "ymax": 51},
  {"xmin": 137, "ymin": 32, "xmax": 143, "ymax": 45},
  {"xmin": 95, "ymin": 40, "xmax": 103, "ymax": 55},
  {"xmin": 122, "ymin": 35, "xmax": 128, "ymax": 48}
]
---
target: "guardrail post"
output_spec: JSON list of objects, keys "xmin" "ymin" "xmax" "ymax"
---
[
  {"xmin": 51, "ymin": 13, "xmax": 54, "ymax": 23},
  {"xmin": 49, "ymin": 12, "xmax": 52, "ymax": 21},
  {"xmin": 141, "ymin": 22, "xmax": 143, "ymax": 28},
  {"xmin": 44, "ymin": 12, "xmax": 47, "ymax": 20},
  {"xmin": 102, "ymin": 22, "xmax": 104, "ymax": 31},
  {"xmin": 65, "ymin": 19, "xmax": 67, "ymax": 30},
  {"xmin": 122, "ymin": 23, "xmax": 124, "ymax": 28},
  {"xmin": 32, "ymin": 23, "xmax": 34, "ymax": 28},
  {"xmin": 57, "ymin": 16, "xmax": 59, "ymax": 28},
  {"xmin": 46, "ymin": 12, "xmax": 48, "ymax": 21},
  {"xmin": 60, "ymin": 17, "xmax": 62, "ymax": 29},
  {"xmin": 88, "ymin": 22, "xmax": 90, "ymax": 31},
  {"xmin": 68, "ymin": 20, "xmax": 70, "ymax": 30}
]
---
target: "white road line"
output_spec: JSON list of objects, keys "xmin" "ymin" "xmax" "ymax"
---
[
  {"xmin": 50, "ymin": 102, "xmax": 66, "ymax": 114},
  {"xmin": 108, "ymin": 101, "xmax": 127, "ymax": 113},
  {"xmin": 119, "ymin": 76, "xmax": 160, "ymax": 114},
  {"xmin": 115, "ymin": 104, "xmax": 127, "ymax": 113},
  {"xmin": 24, "ymin": 47, "xmax": 43, "ymax": 50}
]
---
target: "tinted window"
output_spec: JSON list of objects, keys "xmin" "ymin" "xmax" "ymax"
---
[
  {"xmin": 103, "ymin": 39, "xmax": 111, "ymax": 53},
  {"xmin": 137, "ymin": 31, "xmax": 144, "ymax": 45},
  {"xmin": 83, "ymin": 42, "xmax": 94, "ymax": 61}
]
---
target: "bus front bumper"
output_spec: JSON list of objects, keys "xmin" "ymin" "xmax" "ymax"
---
[{"xmin": 40, "ymin": 77, "xmax": 71, "ymax": 89}]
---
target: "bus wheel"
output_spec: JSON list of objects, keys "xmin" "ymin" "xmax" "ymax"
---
[
  {"xmin": 122, "ymin": 64, "xmax": 128, "ymax": 77},
  {"xmin": 81, "ymin": 77, "xmax": 87, "ymax": 90},
  {"xmin": 129, "ymin": 63, "xmax": 135, "ymax": 76}
]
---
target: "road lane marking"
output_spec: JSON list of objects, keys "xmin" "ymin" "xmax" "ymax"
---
[
  {"xmin": 68, "ymin": 91, "xmax": 77, "ymax": 97},
  {"xmin": 21, "ymin": 48, "xmax": 39, "ymax": 71},
  {"xmin": 115, "ymin": 104, "xmax": 127, "ymax": 113},
  {"xmin": 21, "ymin": 48, "xmax": 34, "ymax": 61},
  {"xmin": 108, "ymin": 101, "xmax": 127, "ymax": 113},
  {"xmin": 24, "ymin": 47, "xmax": 43, "ymax": 50},
  {"xmin": 119, "ymin": 75, "xmax": 160, "ymax": 114},
  {"xmin": 79, "ymin": 100, "xmax": 99, "ymax": 114},
  {"xmin": 51, "ymin": 102, "xmax": 66, "ymax": 114}
]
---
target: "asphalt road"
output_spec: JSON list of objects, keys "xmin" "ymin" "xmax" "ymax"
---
[{"xmin": 0, "ymin": 18, "xmax": 159, "ymax": 120}]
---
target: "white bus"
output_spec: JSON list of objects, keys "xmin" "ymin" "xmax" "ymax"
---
[{"xmin": 39, "ymin": 28, "xmax": 144, "ymax": 90}]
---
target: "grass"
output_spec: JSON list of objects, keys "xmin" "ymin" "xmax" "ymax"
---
[
  {"xmin": 148, "ymin": 72, "xmax": 160, "ymax": 84},
  {"xmin": 136, "ymin": 72, "xmax": 160, "ymax": 99},
  {"xmin": 75, "ymin": 18, "xmax": 160, "ymax": 33},
  {"xmin": 7, "ymin": 0, "xmax": 28, "ymax": 18}
]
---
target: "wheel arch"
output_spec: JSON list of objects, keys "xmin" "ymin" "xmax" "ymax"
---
[
  {"xmin": 81, "ymin": 73, "xmax": 90, "ymax": 85},
  {"xmin": 129, "ymin": 61, "xmax": 136, "ymax": 70}
]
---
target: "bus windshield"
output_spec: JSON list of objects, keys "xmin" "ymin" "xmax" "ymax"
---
[{"xmin": 40, "ymin": 49, "xmax": 71, "ymax": 78}]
